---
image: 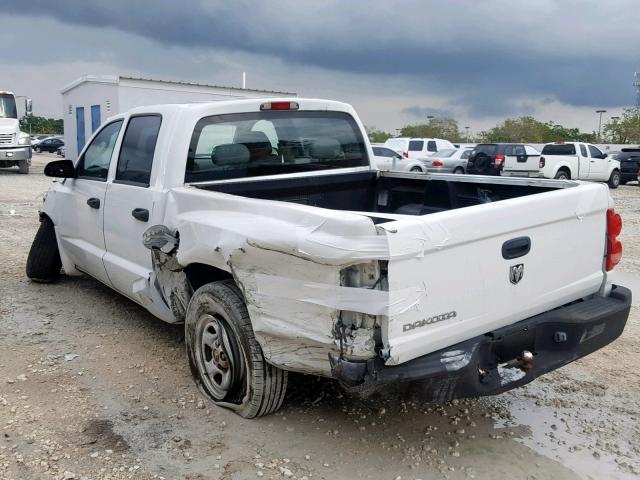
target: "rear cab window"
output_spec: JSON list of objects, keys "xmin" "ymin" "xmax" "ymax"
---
[
  {"xmin": 541, "ymin": 144, "xmax": 576, "ymax": 155},
  {"xmin": 185, "ymin": 111, "xmax": 368, "ymax": 182}
]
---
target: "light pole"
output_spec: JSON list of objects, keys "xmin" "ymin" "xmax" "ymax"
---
[
  {"xmin": 596, "ymin": 110, "xmax": 606, "ymax": 141},
  {"xmin": 465, "ymin": 126, "xmax": 470, "ymax": 142}
]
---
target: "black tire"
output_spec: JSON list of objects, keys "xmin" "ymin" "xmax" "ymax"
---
[
  {"xmin": 185, "ymin": 280, "xmax": 287, "ymax": 418},
  {"xmin": 453, "ymin": 167, "xmax": 464, "ymax": 174},
  {"xmin": 18, "ymin": 160, "xmax": 29, "ymax": 174},
  {"xmin": 608, "ymin": 170, "xmax": 620, "ymax": 189},
  {"xmin": 410, "ymin": 166, "xmax": 423, "ymax": 173},
  {"xmin": 34, "ymin": 147, "xmax": 41, "ymax": 153},
  {"xmin": 26, "ymin": 216, "xmax": 62, "ymax": 283},
  {"xmin": 554, "ymin": 170, "xmax": 570, "ymax": 180}
]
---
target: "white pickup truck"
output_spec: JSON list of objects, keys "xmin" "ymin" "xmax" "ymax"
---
[
  {"xmin": 539, "ymin": 142, "xmax": 621, "ymax": 188},
  {"xmin": 27, "ymin": 98, "xmax": 630, "ymax": 418}
]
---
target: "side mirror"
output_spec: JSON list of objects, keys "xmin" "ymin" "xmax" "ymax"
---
[
  {"xmin": 602, "ymin": 153, "xmax": 608, "ymax": 159},
  {"xmin": 25, "ymin": 98, "xmax": 33, "ymax": 117},
  {"xmin": 44, "ymin": 159, "xmax": 75, "ymax": 178}
]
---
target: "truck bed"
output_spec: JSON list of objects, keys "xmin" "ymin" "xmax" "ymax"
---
[
  {"xmin": 192, "ymin": 171, "xmax": 609, "ymax": 366},
  {"xmin": 194, "ymin": 170, "xmax": 560, "ymax": 220}
]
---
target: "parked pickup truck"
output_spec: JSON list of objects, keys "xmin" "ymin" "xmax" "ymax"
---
[
  {"xmin": 539, "ymin": 142, "xmax": 621, "ymax": 188},
  {"xmin": 27, "ymin": 98, "xmax": 630, "ymax": 418}
]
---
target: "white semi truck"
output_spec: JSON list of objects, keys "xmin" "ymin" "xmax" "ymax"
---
[{"xmin": 0, "ymin": 91, "xmax": 32, "ymax": 174}]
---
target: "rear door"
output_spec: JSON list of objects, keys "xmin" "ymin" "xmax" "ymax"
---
[
  {"xmin": 407, "ymin": 140, "xmax": 424, "ymax": 159},
  {"xmin": 103, "ymin": 114, "xmax": 163, "ymax": 299},
  {"xmin": 380, "ymin": 182, "xmax": 609, "ymax": 365}
]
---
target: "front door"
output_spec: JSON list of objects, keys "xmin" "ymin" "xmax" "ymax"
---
[
  {"xmin": 587, "ymin": 144, "xmax": 607, "ymax": 180},
  {"xmin": 103, "ymin": 115, "xmax": 163, "ymax": 298},
  {"xmin": 54, "ymin": 120, "xmax": 124, "ymax": 285}
]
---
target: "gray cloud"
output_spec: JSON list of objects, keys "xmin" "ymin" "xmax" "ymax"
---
[
  {"xmin": 402, "ymin": 106, "xmax": 454, "ymax": 119},
  {"xmin": 2, "ymin": 1, "xmax": 639, "ymax": 125}
]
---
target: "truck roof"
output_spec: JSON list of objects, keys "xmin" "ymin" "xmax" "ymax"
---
[{"xmin": 121, "ymin": 97, "xmax": 354, "ymax": 118}]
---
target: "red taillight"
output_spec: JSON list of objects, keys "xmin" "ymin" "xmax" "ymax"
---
[
  {"xmin": 539, "ymin": 156, "xmax": 545, "ymax": 168},
  {"xmin": 432, "ymin": 160, "xmax": 444, "ymax": 167},
  {"xmin": 494, "ymin": 154, "xmax": 505, "ymax": 168},
  {"xmin": 403, "ymin": 151, "xmax": 409, "ymax": 158},
  {"xmin": 260, "ymin": 101, "xmax": 299, "ymax": 111},
  {"xmin": 606, "ymin": 208, "xmax": 623, "ymax": 271}
]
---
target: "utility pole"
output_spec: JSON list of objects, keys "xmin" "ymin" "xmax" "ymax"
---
[
  {"xmin": 465, "ymin": 126, "xmax": 470, "ymax": 142},
  {"xmin": 595, "ymin": 110, "xmax": 606, "ymax": 141},
  {"xmin": 634, "ymin": 71, "xmax": 640, "ymax": 109}
]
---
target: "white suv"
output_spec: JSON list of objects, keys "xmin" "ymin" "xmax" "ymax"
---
[{"xmin": 384, "ymin": 137, "xmax": 455, "ymax": 159}]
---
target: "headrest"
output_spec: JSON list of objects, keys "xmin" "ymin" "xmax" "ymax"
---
[
  {"xmin": 310, "ymin": 138, "xmax": 342, "ymax": 159},
  {"xmin": 211, "ymin": 143, "xmax": 250, "ymax": 166},
  {"xmin": 236, "ymin": 131, "xmax": 272, "ymax": 147}
]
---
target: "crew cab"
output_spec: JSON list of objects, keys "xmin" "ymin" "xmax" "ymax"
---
[
  {"xmin": 28, "ymin": 98, "xmax": 630, "ymax": 418},
  {"xmin": 539, "ymin": 142, "xmax": 621, "ymax": 188}
]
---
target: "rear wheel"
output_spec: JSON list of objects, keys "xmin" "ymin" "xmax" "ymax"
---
[
  {"xmin": 410, "ymin": 166, "xmax": 423, "ymax": 173},
  {"xmin": 453, "ymin": 167, "xmax": 464, "ymax": 174},
  {"xmin": 608, "ymin": 170, "xmax": 620, "ymax": 189},
  {"xmin": 34, "ymin": 147, "xmax": 41, "ymax": 153},
  {"xmin": 554, "ymin": 170, "xmax": 570, "ymax": 180},
  {"xmin": 185, "ymin": 280, "xmax": 287, "ymax": 418},
  {"xmin": 26, "ymin": 216, "xmax": 62, "ymax": 282}
]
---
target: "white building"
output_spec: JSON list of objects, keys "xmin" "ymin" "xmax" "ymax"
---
[{"xmin": 60, "ymin": 75, "xmax": 296, "ymax": 160}]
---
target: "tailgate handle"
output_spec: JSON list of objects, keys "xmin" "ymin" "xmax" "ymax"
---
[{"xmin": 502, "ymin": 236, "xmax": 531, "ymax": 259}]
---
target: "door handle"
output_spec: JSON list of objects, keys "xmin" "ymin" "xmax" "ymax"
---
[
  {"xmin": 131, "ymin": 208, "xmax": 149, "ymax": 222},
  {"xmin": 86, "ymin": 197, "xmax": 100, "ymax": 209},
  {"xmin": 502, "ymin": 236, "xmax": 531, "ymax": 259}
]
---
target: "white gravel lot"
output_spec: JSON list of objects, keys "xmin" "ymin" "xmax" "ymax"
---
[{"xmin": 1, "ymin": 154, "xmax": 639, "ymax": 480}]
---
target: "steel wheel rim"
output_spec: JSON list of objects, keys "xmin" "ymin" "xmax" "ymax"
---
[
  {"xmin": 195, "ymin": 314, "xmax": 235, "ymax": 400},
  {"xmin": 613, "ymin": 173, "xmax": 620, "ymax": 186}
]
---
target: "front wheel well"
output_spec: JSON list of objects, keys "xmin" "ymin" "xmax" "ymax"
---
[{"xmin": 184, "ymin": 263, "xmax": 234, "ymax": 292}]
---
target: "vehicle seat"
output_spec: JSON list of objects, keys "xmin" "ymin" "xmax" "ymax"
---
[
  {"xmin": 236, "ymin": 131, "xmax": 275, "ymax": 164},
  {"xmin": 211, "ymin": 144, "xmax": 250, "ymax": 174},
  {"xmin": 309, "ymin": 138, "xmax": 343, "ymax": 159}
]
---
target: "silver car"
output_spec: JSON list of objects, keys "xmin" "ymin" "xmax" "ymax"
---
[{"xmin": 419, "ymin": 148, "xmax": 473, "ymax": 173}]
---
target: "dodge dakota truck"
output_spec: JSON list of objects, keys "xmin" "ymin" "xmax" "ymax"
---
[{"xmin": 27, "ymin": 98, "xmax": 630, "ymax": 418}]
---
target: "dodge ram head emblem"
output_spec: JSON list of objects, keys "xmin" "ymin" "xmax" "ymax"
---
[{"xmin": 510, "ymin": 264, "xmax": 524, "ymax": 284}]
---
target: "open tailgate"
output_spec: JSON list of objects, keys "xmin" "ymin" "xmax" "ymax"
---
[{"xmin": 381, "ymin": 182, "xmax": 610, "ymax": 366}]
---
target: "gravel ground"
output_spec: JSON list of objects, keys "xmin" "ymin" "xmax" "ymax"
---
[{"xmin": 1, "ymin": 154, "xmax": 639, "ymax": 480}]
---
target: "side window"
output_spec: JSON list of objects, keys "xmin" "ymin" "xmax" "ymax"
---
[
  {"xmin": 115, "ymin": 115, "xmax": 162, "ymax": 187},
  {"xmin": 408, "ymin": 140, "xmax": 424, "ymax": 151},
  {"xmin": 580, "ymin": 144, "xmax": 588, "ymax": 157},
  {"xmin": 427, "ymin": 140, "xmax": 437, "ymax": 152},
  {"xmin": 372, "ymin": 147, "xmax": 382, "ymax": 156},
  {"xmin": 77, "ymin": 120, "xmax": 123, "ymax": 180},
  {"xmin": 524, "ymin": 146, "xmax": 539, "ymax": 156},
  {"xmin": 461, "ymin": 150, "xmax": 471, "ymax": 159},
  {"xmin": 588, "ymin": 145, "xmax": 603, "ymax": 159}
]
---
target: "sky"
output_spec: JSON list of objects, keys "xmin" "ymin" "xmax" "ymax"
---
[{"xmin": 2, "ymin": 0, "xmax": 639, "ymax": 134}]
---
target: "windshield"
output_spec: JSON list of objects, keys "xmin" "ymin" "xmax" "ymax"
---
[
  {"xmin": 432, "ymin": 148, "xmax": 456, "ymax": 158},
  {"xmin": 0, "ymin": 94, "xmax": 17, "ymax": 119},
  {"xmin": 185, "ymin": 111, "xmax": 369, "ymax": 182}
]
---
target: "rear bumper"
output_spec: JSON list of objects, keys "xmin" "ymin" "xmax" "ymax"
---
[
  {"xmin": 331, "ymin": 285, "xmax": 631, "ymax": 401},
  {"xmin": 501, "ymin": 170, "xmax": 542, "ymax": 178}
]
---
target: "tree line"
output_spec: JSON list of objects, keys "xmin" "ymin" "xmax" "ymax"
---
[
  {"xmin": 19, "ymin": 116, "xmax": 64, "ymax": 135},
  {"xmin": 368, "ymin": 108, "xmax": 640, "ymax": 144}
]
